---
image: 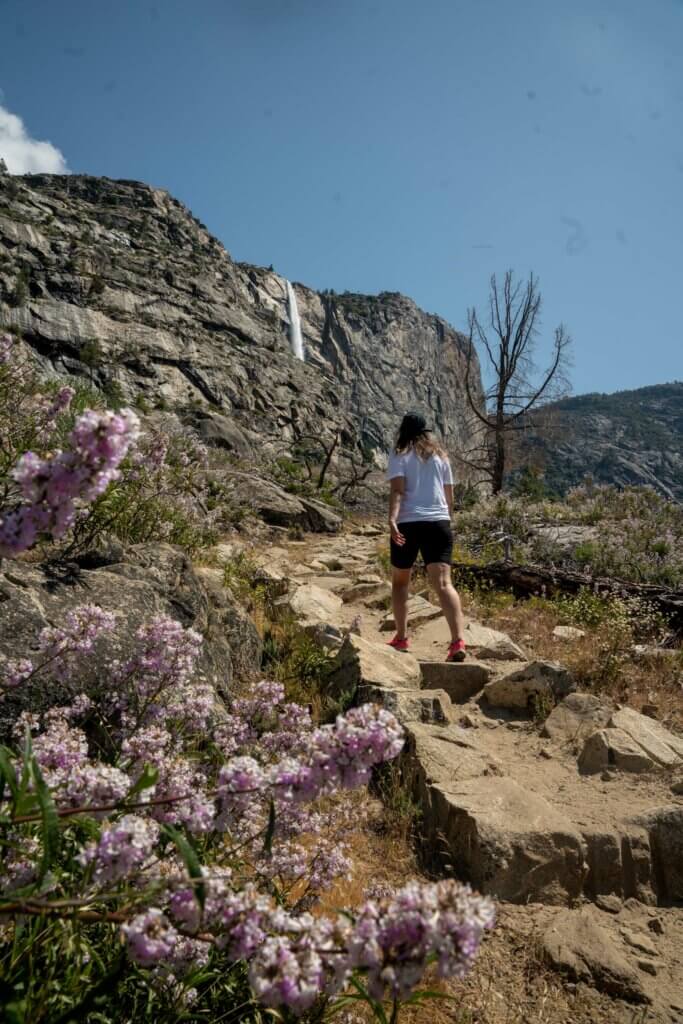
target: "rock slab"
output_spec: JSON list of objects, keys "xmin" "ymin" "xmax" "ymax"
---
[
  {"xmin": 380, "ymin": 595, "xmax": 442, "ymax": 632},
  {"xmin": 483, "ymin": 660, "xmax": 575, "ymax": 711},
  {"xmin": 424, "ymin": 776, "xmax": 587, "ymax": 904},
  {"xmin": 578, "ymin": 728, "xmax": 655, "ymax": 775},
  {"xmin": 542, "ymin": 908, "xmax": 648, "ymax": 1003},
  {"xmin": 419, "ymin": 661, "xmax": 492, "ymax": 703},
  {"xmin": 609, "ymin": 707, "xmax": 683, "ymax": 767},
  {"xmin": 542, "ymin": 692, "xmax": 612, "ymax": 744},
  {"xmin": 288, "ymin": 584, "xmax": 344, "ymax": 626},
  {"xmin": 326, "ymin": 633, "xmax": 421, "ymax": 702}
]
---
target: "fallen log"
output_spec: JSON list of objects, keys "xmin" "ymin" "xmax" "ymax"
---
[{"xmin": 451, "ymin": 560, "xmax": 683, "ymax": 633}]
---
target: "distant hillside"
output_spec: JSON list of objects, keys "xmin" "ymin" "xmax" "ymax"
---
[{"xmin": 518, "ymin": 381, "xmax": 683, "ymax": 500}]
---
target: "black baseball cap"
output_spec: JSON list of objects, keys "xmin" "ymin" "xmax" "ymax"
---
[{"xmin": 400, "ymin": 412, "xmax": 432, "ymax": 440}]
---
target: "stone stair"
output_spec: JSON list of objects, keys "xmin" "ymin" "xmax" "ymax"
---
[
  {"xmin": 419, "ymin": 660, "xmax": 496, "ymax": 703},
  {"xmin": 251, "ymin": 531, "xmax": 683, "ymax": 1013},
  {"xmin": 263, "ymin": 531, "xmax": 683, "ymax": 913},
  {"xmin": 326, "ymin": 629, "xmax": 683, "ymax": 908}
]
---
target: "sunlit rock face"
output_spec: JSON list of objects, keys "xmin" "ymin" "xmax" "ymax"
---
[
  {"xmin": 514, "ymin": 384, "xmax": 683, "ymax": 501},
  {"xmin": 0, "ymin": 173, "xmax": 484, "ymax": 461}
]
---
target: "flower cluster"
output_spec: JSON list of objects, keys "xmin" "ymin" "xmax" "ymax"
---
[
  {"xmin": 38, "ymin": 604, "xmax": 117, "ymax": 681},
  {"xmin": 128, "ymin": 879, "xmax": 494, "ymax": 1015},
  {"xmin": 349, "ymin": 880, "xmax": 495, "ymax": 1000},
  {"xmin": 80, "ymin": 815, "xmax": 160, "ymax": 883},
  {"xmin": 0, "ymin": 407, "xmax": 140, "ymax": 556},
  {"xmin": 0, "ymin": 593, "xmax": 494, "ymax": 1018},
  {"xmin": 122, "ymin": 909, "xmax": 179, "ymax": 967}
]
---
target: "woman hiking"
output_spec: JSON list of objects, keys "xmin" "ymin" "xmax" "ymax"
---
[{"xmin": 386, "ymin": 412, "xmax": 466, "ymax": 662}]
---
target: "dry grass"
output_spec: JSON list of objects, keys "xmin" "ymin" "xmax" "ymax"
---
[
  {"xmin": 314, "ymin": 791, "xmax": 635, "ymax": 1024},
  {"xmin": 460, "ymin": 590, "xmax": 683, "ymax": 732}
]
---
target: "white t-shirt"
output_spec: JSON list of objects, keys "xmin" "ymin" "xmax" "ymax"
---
[{"xmin": 386, "ymin": 449, "xmax": 453, "ymax": 523}]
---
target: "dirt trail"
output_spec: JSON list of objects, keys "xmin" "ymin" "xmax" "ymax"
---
[{"xmin": 244, "ymin": 525, "xmax": 683, "ymax": 1024}]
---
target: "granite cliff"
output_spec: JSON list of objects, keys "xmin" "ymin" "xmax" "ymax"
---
[
  {"xmin": 519, "ymin": 383, "xmax": 683, "ymax": 501},
  {"xmin": 0, "ymin": 170, "xmax": 482, "ymax": 466}
]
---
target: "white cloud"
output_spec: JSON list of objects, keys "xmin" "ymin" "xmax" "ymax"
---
[{"xmin": 0, "ymin": 103, "xmax": 68, "ymax": 174}]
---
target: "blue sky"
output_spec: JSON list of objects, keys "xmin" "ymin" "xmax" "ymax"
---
[{"xmin": 1, "ymin": 0, "xmax": 682, "ymax": 394}]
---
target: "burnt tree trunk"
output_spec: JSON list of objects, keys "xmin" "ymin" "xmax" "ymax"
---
[{"xmin": 451, "ymin": 560, "xmax": 683, "ymax": 633}]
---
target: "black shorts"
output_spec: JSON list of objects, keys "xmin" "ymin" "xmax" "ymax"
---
[{"xmin": 390, "ymin": 520, "xmax": 453, "ymax": 570}]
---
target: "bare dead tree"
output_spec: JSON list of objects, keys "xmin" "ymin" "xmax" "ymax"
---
[
  {"xmin": 295, "ymin": 430, "xmax": 377, "ymax": 502},
  {"xmin": 288, "ymin": 431, "xmax": 341, "ymax": 489},
  {"xmin": 314, "ymin": 431, "xmax": 340, "ymax": 490},
  {"xmin": 329, "ymin": 447, "xmax": 376, "ymax": 501},
  {"xmin": 463, "ymin": 271, "xmax": 572, "ymax": 494},
  {"xmin": 269, "ymin": 424, "xmax": 376, "ymax": 504}
]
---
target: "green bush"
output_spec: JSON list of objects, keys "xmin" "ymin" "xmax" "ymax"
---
[
  {"xmin": 62, "ymin": 429, "xmax": 225, "ymax": 558},
  {"xmin": 453, "ymin": 485, "xmax": 683, "ymax": 587},
  {"xmin": 261, "ymin": 616, "xmax": 333, "ymax": 711}
]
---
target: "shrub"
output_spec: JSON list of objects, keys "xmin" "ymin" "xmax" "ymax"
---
[
  {"xmin": 0, "ymin": 606, "xmax": 493, "ymax": 1021},
  {"xmin": 372, "ymin": 761, "xmax": 422, "ymax": 846},
  {"xmin": 223, "ymin": 550, "xmax": 269, "ymax": 610},
  {"xmin": 61, "ymin": 427, "xmax": 226, "ymax": 557},
  {"xmin": 0, "ymin": 334, "xmax": 78, "ymax": 498},
  {"xmin": 261, "ymin": 616, "xmax": 333, "ymax": 711},
  {"xmin": 511, "ymin": 466, "xmax": 550, "ymax": 501},
  {"xmin": 555, "ymin": 589, "xmax": 666, "ymax": 637},
  {"xmin": 79, "ymin": 338, "xmax": 104, "ymax": 367},
  {"xmin": 453, "ymin": 485, "xmax": 683, "ymax": 587},
  {"xmin": 0, "ymin": 334, "xmax": 233, "ymax": 558}
]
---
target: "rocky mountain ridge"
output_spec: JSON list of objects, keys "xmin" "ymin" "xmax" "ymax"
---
[
  {"xmin": 522, "ymin": 382, "xmax": 683, "ymax": 501},
  {"xmin": 0, "ymin": 170, "xmax": 483, "ymax": 466}
]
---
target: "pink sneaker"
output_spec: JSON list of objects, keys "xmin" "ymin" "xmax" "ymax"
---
[
  {"xmin": 388, "ymin": 635, "xmax": 410, "ymax": 653},
  {"xmin": 446, "ymin": 639, "xmax": 466, "ymax": 662}
]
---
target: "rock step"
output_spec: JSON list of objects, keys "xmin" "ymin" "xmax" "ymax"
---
[
  {"xmin": 409, "ymin": 757, "xmax": 587, "ymax": 905},
  {"xmin": 326, "ymin": 633, "xmax": 421, "ymax": 702},
  {"xmin": 419, "ymin": 660, "xmax": 493, "ymax": 703},
  {"xmin": 542, "ymin": 907, "xmax": 649, "ymax": 1004},
  {"xmin": 324, "ymin": 634, "xmax": 683, "ymax": 909},
  {"xmin": 407, "ymin": 728, "xmax": 683, "ymax": 907},
  {"xmin": 483, "ymin": 660, "xmax": 575, "ymax": 710},
  {"xmin": 379, "ymin": 595, "xmax": 441, "ymax": 632},
  {"xmin": 340, "ymin": 581, "xmax": 390, "ymax": 604}
]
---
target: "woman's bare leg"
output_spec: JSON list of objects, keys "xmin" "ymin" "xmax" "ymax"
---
[
  {"xmin": 426, "ymin": 562, "xmax": 465, "ymax": 643},
  {"xmin": 391, "ymin": 567, "xmax": 412, "ymax": 640}
]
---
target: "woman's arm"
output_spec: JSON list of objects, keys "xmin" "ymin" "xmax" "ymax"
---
[
  {"xmin": 444, "ymin": 483, "xmax": 454, "ymax": 516},
  {"xmin": 388, "ymin": 477, "xmax": 406, "ymax": 545}
]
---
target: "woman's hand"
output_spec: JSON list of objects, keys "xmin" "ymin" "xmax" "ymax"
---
[{"xmin": 389, "ymin": 520, "xmax": 406, "ymax": 546}]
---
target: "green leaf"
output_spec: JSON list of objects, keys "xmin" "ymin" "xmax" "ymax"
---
[
  {"xmin": 162, "ymin": 824, "xmax": 205, "ymax": 910},
  {"xmin": 126, "ymin": 763, "xmax": 159, "ymax": 802},
  {"xmin": 50, "ymin": 951, "xmax": 127, "ymax": 1024},
  {"xmin": 262, "ymin": 798, "xmax": 276, "ymax": 859},
  {"xmin": 346, "ymin": 975, "xmax": 389, "ymax": 1024},
  {"xmin": 31, "ymin": 756, "xmax": 60, "ymax": 881},
  {"xmin": 13, "ymin": 730, "xmax": 36, "ymax": 817},
  {"xmin": 3, "ymin": 1000, "xmax": 27, "ymax": 1024},
  {"xmin": 0, "ymin": 745, "xmax": 18, "ymax": 806}
]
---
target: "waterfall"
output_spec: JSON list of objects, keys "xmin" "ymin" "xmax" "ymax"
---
[{"xmin": 285, "ymin": 279, "xmax": 305, "ymax": 361}]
